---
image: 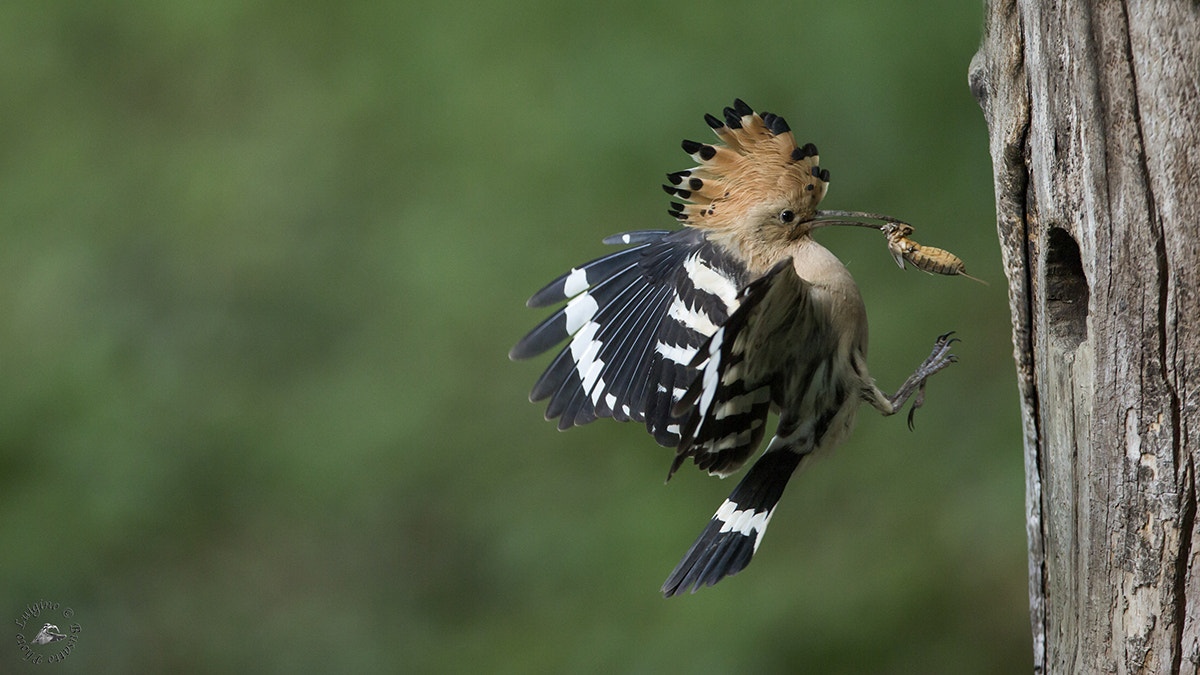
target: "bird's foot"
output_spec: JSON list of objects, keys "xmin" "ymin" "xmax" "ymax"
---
[{"xmin": 888, "ymin": 332, "xmax": 958, "ymax": 429}]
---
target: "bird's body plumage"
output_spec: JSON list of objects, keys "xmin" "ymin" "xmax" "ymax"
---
[{"xmin": 511, "ymin": 99, "xmax": 956, "ymax": 595}]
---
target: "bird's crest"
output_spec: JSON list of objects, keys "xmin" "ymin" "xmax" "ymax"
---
[{"xmin": 663, "ymin": 99, "xmax": 829, "ymax": 236}]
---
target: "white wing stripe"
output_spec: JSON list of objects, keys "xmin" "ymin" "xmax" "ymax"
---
[
  {"xmin": 563, "ymin": 293, "xmax": 599, "ymax": 334},
  {"xmin": 655, "ymin": 340, "xmax": 698, "ymax": 365},
  {"xmin": 697, "ymin": 328, "xmax": 725, "ymax": 419},
  {"xmin": 561, "ymin": 267, "xmax": 590, "ymax": 298},
  {"xmin": 720, "ymin": 361, "xmax": 744, "ymax": 385},
  {"xmin": 666, "ymin": 293, "xmax": 719, "ymax": 335},
  {"xmin": 569, "ymin": 321, "xmax": 608, "ymax": 401},
  {"xmin": 713, "ymin": 388, "xmax": 771, "ymax": 420},
  {"xmin": 713, "ymin": 428, "xmax": 754, "ymax": 450},
  {"xmin": 684, "ymin": 254, "xmax": 739, "ymax": 312}
]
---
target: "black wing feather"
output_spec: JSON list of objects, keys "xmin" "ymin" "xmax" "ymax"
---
[
  {"xmin": 670, "ymin": 259, "xmax": 802, "ymax": 477},
  {"xmin": 513, "ymin": 228, "xmax": 748, "ymax": 446}
]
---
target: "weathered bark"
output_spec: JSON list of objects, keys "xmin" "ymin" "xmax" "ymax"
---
[{"xmin": 970, "ymin": 0, "xmax": 1200, "ymax": 672}]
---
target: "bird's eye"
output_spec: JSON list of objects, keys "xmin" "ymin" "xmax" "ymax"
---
[{"xmin": 779, "ymin": 209, "xmax": 795, "ymax": 223}]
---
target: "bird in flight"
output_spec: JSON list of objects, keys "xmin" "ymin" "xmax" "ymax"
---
[{"xmin": 511, "ymin": 99, "xmax": 960, "ymax": 596}]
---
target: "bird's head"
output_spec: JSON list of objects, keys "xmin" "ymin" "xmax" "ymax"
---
[{"xmin": 664, "ymin": 99, "xmax": 829, "ymax": 269}]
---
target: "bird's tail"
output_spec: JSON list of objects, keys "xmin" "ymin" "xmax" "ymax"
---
[{"xmin": 661, "ymin": 447, "xmax": 806, "ymax": 596}]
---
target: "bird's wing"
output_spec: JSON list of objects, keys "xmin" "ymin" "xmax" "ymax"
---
[
  {"xmin": 670, "ymin": 258, "xmax": 817, "ymax": 478},
  {"xmin": 511, "ymin": 228, "xmax": 749, "ymax": 447}
]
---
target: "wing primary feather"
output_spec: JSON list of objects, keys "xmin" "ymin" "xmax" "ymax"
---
[
  {"xmin": 511, "ymin": 262, "xmax": 637, "ymax": 360},
  {"xmin": 528, "ymin": 263, "xmax": 649, "ymax": 402},
  {"xmin": 550, "ymin": 271, "xmax": 655, "ymax": 429},
  {"xmin": 589, "ymin": 284, "xmax": 666, "ymax": 418},
  {"xmin": 575, "ymin": 283, "xmax": 660, "ymax": 419},
  {"xmin": 525, "ymin": 242, "xmax": 651, "ymax": 309},
  {"xmin": 608, "ymin": 285, "xmax": 676, "ymax": 422},
  {"xmin": 600, "ymin": 230, "xmax": 672, "ymax": 246}
]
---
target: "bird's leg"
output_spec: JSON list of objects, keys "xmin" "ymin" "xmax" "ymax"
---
[{"xmin": 884, "ymin": 332, "xmax": 958, "ymax": 428}]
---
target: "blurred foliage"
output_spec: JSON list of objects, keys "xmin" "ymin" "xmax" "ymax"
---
[{"xmin": 1, "ymin": 1, "xmax": 1029, "ymax": 673}]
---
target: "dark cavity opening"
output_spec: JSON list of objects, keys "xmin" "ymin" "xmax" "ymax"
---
[{"xmin": 1044, "ymin": 227, "xmax": 1089, "ymax": 349}]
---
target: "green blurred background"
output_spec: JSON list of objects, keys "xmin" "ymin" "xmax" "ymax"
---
[{"xmin": 2, "ymin": 1, "xmax": 1029, "ymax": 672}]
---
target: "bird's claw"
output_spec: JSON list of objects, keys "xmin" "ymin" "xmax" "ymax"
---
[{"xmin": 900, "ymin": 332, "xmax": 959, "ymax": 429}]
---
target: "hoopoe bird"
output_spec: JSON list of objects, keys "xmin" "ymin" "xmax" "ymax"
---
[{"xmin": 510, "ymin": 99, "xmax": 958, "ymax": 596}]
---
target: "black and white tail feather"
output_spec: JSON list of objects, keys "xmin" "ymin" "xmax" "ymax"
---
[
  {"xmin": 511, "ymin": 98, "xmax": 957, "ymax": 597},
  {"xmin": 661, "ymin": 259, "xmax": 859, "ymax": 595},
  {"xmin": 660, "ymin": 445, "xmax": 804, "ymax": 595}
]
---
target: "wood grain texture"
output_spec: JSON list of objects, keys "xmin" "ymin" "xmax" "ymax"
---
[{"xmin": 971, "ymin": 1, "xmax": 1200, "ymax": 672}]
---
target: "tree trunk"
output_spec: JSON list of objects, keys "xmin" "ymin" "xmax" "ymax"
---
[{"xmin": 969, "ymin": 1, "xmax": 1200, "ymax": 672}]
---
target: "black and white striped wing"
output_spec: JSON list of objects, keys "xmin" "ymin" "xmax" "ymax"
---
[
  {"xmin": 670, "ymin": 259, "xmax": 813, "ymax": 477},
  {"xmin": 510, "ymin": 228, "xmax": 748, "ymax": 447}
]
